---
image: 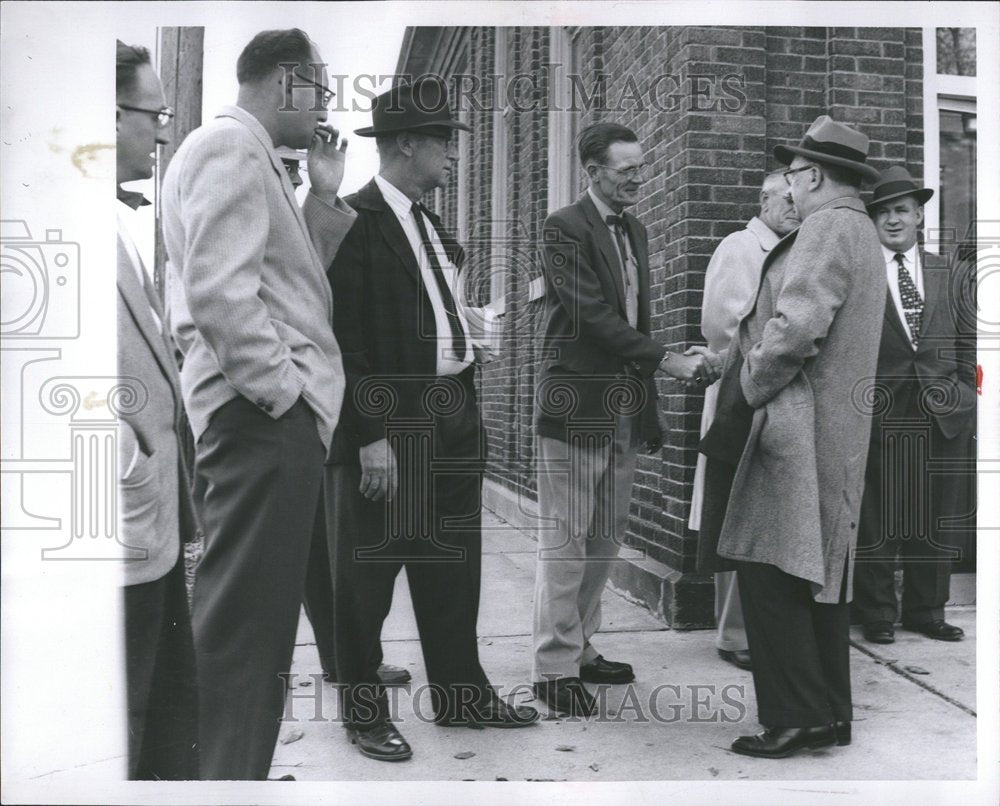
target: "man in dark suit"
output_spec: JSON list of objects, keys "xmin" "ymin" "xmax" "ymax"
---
[
  {"xmin": 161, "ymin": 29, "xmax": 356, "ymax": 780},
  {"xmin": 532, "ymin": 122, "xmax": 718, "ymax": 717},
  {"xmin": 116, "ymin": 40, "xmax": 198, "ymax": 780},
  {"xmin": 853, "ymin": 166, "xmax": 977, "ymax": 645},
  {"xmin": 326, "ymin": 78, "xmax": 538, "ymax": 762}
]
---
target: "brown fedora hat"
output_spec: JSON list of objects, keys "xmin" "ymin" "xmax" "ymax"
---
[
  {"xmin": 866, "ymin": 165, "xmax": 934, "ymax": 212},
  {"xmin": 774, "ymin": 115, "xmax": 880, "ymax": 183},
  {"xmin": 354, "ymin": 76, "xmax": 471, "ymax": 137}
]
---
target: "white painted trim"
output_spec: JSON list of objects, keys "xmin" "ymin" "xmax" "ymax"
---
[
  {"xmin": 490, "ymin": 28, "xmax": 510, "ymax": 310},
  {"xmin": 922, "ymin": 27, "xmax": 942, "ymax": 253},
  {"xmin": 547, "ymin": 27, "xmax": 576, "ymax": 214}
]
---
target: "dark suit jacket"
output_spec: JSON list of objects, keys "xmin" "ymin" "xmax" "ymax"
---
[
  {"xmin": 326, "ymin": 178, "xmax": 478, "ymax": 465},
  {"xmin": 535, "ymin": 192, "xmax": 665, "ymax": 448},
  {"xmin": 872, "ymin": 250, "xmax": 976, "ymax": 441}
]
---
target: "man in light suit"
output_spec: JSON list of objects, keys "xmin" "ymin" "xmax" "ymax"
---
[
  {"xmin": 690, "ymin": 173, "xmax": 800, "ymax": 672},
  {"xmin": 116, "ymin": 40, "xmax": 198, "ymax": 780},
  {"xmin": 326, "ymin": 79, "xmax": 539, "ymax": 762},
  {"xmin": 161, "ymin": 28, "xmax": 355, "ymax": 780},
  {"xmin": 700, "ymin": 115, "xmax": 886, "ymax": 758},
  {"xmin": 533, "ymin": 122, "xmax": 718, "ymax": 717},
  {"xmin": 853, "ymin": 166, "xmax": 976, "ymax": 645}
]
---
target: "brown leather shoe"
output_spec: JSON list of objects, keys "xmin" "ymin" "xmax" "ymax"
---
[
  {"xmin": 718, "ymin": 648, "xmax": 752, "ymax": 671},
  {"xmin": 862, "ymin": 621, "xmax": 895, "ymax": 644},
  {"xmin": 436, "ymin": 695, "xmax": 540, "ymax": 729}
]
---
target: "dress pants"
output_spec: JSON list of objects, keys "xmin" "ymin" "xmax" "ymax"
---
[
  {"xmin": 532, "ymin": 419, "xmax": 638, "ymax": 681},
  {"xmin": 852, "ymin": 421, "xmax": 962, "ymax": 626},
  {"xmin": 715, "ymin": 571, "xmax": 747, "ymax": 652},
  {"xmin": 737, "ymin": 559, "xmax": 851, "ymax": 728},
  {"xmin": 303, "ymin": 501, "xmax": 386, "ymax": 678},
  {"xmin": 124, "ymin": 549, "xmax": 199, "ymax": 780},
  {"xmin": 330, "ymin": 370, "xmax": 491, "ymax": 728},
  {"xmin": 191, "ymin": 396, "xmax": 324, "ymax": 780}
]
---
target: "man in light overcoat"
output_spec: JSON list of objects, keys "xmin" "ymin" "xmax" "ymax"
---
[{"xmin": 699, "ymin": 115, "xmax": 886, "ymax": 759}]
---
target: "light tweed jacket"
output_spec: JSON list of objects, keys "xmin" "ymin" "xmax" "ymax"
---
[
  {"xmin": 161, "ymin": 105, "xmax": 355, "ymax": 450},
  {"xmin": 715, "ymin": 196, "xmax": 887, "ymax": 603}
]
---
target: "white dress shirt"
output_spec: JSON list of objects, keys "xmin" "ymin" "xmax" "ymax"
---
[
  {"xmin": 375, "ymin": 174, "xmax": 473, "ymax": 375},
  {"xmin": 588, "ymin": 186, "xmax": 639, "ymax": 328},
  {"xmin": 882, "ymin": 243, "xmax": 923, "ymax": 348}
]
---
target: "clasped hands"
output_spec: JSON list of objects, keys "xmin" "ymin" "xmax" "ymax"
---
[{"xmin": 659, "ymin": 345, "xmax": 723, "ymax": 389}]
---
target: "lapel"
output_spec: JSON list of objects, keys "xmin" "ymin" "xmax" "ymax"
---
[
  {"xmin": 116, "ymin": 236, "xmax": 180, "ymax": 402},
  {"xmin": 579, "ymin": 193, "xmax": 627, "ymax": 315},
  {"xmin": 355, "ymin": 179, "xmax": 423, "ymax": 286},
  {"xmin": 918, "ymin": 249, "xmax": 946, "ymax": 340},
  {"xmin": 216, "ymin": 106, "xmax": 324, "ymax": 270},
  {"xmin": 420, "ymin": 204, "xmax": 466, "ymax": 271}
]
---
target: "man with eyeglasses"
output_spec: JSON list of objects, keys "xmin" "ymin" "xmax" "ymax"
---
[
  {"xmin": 532, "ymin": 122, "xmax": 719, "ymax": 718},
  {"xmin": 161, "ymin": 28, "xmax": 356, "ymax": 780},
  {"xmin": 324, "ymin": 77, "xmax": 539, "ymax": 763},
  {"xmin": 115, "ymin": 38, "xmax": 198, "ymax": 781},
  {"xmin": 699, "ymin": 115, "xmax": 885, "ymax": 758},
  {"xmin": 691, "ymin": 172, "xmax": 801, "ymax": 674}
]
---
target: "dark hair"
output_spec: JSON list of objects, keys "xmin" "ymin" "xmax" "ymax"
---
[
  {"xmin": 236, "ymin": 28, "xmax": 315, "ymax": 84},
  {"xmin": 577, "ymin": 122, "xmax": 638, "ymax": 167},
  {"xmin": 116, "ymin": 40, "xmax": 151, "ymax": 98},
  {"xmin": 819, "ymin": 161, "xmax": 863, "ymax": 190}
]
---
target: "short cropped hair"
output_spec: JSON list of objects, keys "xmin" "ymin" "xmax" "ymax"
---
[
  {"xmin": 236, "ymin": 28, "xmax": 314, "ymax": 84},
  {"xmin": 116, "ymin": 40, "xmax": 151, "ymax": 98},
  {"xmin": 577, "ymin": 122, "xmax": 638, "ymax": 167}
]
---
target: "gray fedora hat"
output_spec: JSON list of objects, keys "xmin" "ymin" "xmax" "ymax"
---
[
  {"xmin": 774, "ymin": 115, "xmax": 881, "ymax": 183},
  {"xmin": 354, "ymin": 77, "xmax": 470, "ymax": 138},
  {"xmin": 866, "ymin": 165, "xmax": 934, "ymax": 212}
]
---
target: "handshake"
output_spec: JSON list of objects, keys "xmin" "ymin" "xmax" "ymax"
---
[{"xmin": 658, "ymin": 345, "xmax": 723, "ymax": 389}]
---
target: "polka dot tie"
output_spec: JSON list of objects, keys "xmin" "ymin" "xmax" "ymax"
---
[{"xmin": 895, "ymin": 253, "xmax": 923, "ymax": 347}]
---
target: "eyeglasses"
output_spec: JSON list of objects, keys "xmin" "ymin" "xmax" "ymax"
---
[
  {"xmin": 782, "ymin": 164, "xmax": 816, "ymax": 185},
  {"xmin": 118, "ymin": 104, "xmax": 174, "ymax": 129},
  {"xmin": 292, "ymin": 72, "xmax": 336, "ymax": 107},
  {"xmin": 595, "ymin": 163, "xmax": 648, "ymax": 180}
]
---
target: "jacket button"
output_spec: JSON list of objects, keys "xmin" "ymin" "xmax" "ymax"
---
[{"xmin": 850, "ymin": 522, "xmax": 856, "ymax": 530}]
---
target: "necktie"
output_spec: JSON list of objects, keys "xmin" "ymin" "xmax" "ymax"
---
[
  {"xmin": 411, "ymin": 202, "xmax": 467, "ymax": 362},
  {"xmin": 606, "ymin": 214, "xmax": 638, "ymax": 326},
  {"xmin": 895, "ymin": 252, "xmax": 923, "ymax": 347}
]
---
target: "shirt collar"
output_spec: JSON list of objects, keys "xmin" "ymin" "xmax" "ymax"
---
[
  {"xmin": 881, "ymin": 242, "xmax": 918, "ymax": 266},
  {"xmin": 117, "ymin": 187, "xmax": 151, "ymax": 210},
  {"xmin": 746, "ymin": 216, "xmax": 781, "ymax": 252},
  {"xmin": 375, "ymin": 174, "xmax": 418, "ymax": 220},
  {"xmin": 587, "ymin": 186, "xmax": 620, "ymax": 223}
]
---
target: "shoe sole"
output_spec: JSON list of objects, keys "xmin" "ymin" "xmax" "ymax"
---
[
  {"xmin": 901, "ymin": 629, "xmax": 964, "ymax": 642},
  {"xmin": 348, "ymin": 734, "xmax": 413, "ymax": 762},
  {"xmin": 732, "ymin": 738, "xmax": 836, "ymax": 759},
  {"xmin": 579, "ymin": 675, "xmax": 635, "ymax": 685}
]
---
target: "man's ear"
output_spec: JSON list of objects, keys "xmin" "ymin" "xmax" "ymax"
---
[{"xmin": 916, "ymin": 205, "xmax": 925, "ymax": 228}]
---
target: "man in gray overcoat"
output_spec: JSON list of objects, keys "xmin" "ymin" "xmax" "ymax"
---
[{"xmin": 699, "ymin": 116, "xmax": 886, "ymax": 759}]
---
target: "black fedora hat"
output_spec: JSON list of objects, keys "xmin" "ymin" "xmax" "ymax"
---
[
  {"xmin": 866, "ymin": 165, "xmax": 934, "ymax": 212},
  {"xmin": 354, "ymin": 77, "xmax": 471, "ymax": 137},
  {"xmin": 774, "ymin": 114, "xmax": 880, "ymax": 183}
]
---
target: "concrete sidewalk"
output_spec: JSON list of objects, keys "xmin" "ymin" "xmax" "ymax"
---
[{"xmin": 271, "ymin": 509, "xmax": 977, "ymax": 781}]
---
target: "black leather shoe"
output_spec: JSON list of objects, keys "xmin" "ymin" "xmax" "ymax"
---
[
  {"xmin": 376, "ymin": 664, "xmax": 412, "ymax": 686},
  {"xmin": 862, "ymin": 621, "xmax": 895, "ymax": 644},
  {"xmin": 718, "ymin": 648, "xmax": 753, "ymax": 671},
  {"xmin": 533, "ymin": 677, "xmax": 597, "ymax": 717},
  {"xmin": 731, "ymin": 725, "xmax": 836, "ymax": 759},
  {"xmin": 437, "ymin": 696, "xmax": 540, "ymax": 729},
  {"xmin": 903, "ymin": 620, "xmax": 964, "ymax": 642},
  {"xmin": 580, "ymin": 655, "xmax": 635, "ymax": 684},
  {"xmin": 323, "ymin": 663, "xmax": 412, "ymax": 686},
  {"xmin": 834, "ymin": 720, "xmax": 851, "ymax": 746},
  {"xmin": 346, "ymin": 722, "xmax": 412, "ymax": 761}
]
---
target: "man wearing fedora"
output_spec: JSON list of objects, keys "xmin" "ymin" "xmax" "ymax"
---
[
  {"xmin": 324, "ymin": 77, "xmax": 539, "ymax": 762},
  {"xmin": 699, "ymin": 115, "xmax": 886, "ymax": 758},
  {"xmin": 852, "ymin": 166, "xmax": 977, "ymax": 645}
]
